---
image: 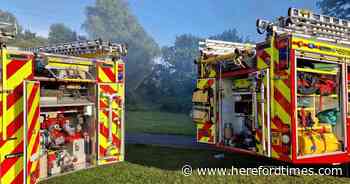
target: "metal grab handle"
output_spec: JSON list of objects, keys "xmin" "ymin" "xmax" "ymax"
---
[
  {"xmin": 102, "ymin": 108, "xmax": 120, "ymax": 111},
  {"xmin": 5, "ymin": 152, "xmax": 23, "ymax": 159},
  {"xmin": 101, "ymin": 93, "xmax": 119, "ymax": 143},
  {"xmin": 260, "ymin": 76, "xmax": 266, "ymax": 153}
]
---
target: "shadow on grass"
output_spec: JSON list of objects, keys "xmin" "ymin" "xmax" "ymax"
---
[
  {"xmin": 126, "ymin": 144, "xmax": 284, "ymax": 171},
  {"xmin": 126, "ymin": 144, "xmax": 348, "ymax": 177}
]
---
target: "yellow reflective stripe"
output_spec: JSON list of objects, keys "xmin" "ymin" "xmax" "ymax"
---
[
  {"xmin": 257, "ymin": 57, "xmax": 268, "ymax": 69},
  {"xmin": 1, "ymin": 129, "xmax": 23, "ymax": 155},
  {"xmin": 292, "ymin": 37, "xmax": 350, "ymax": 59},
  {"xmin": 271, "ymin": 149, "xmax": 279, "ymax": 158},
  {"xmin": 99, "ymin": 111, "xmax": 119, "ymax": 136},
  {"xmin": 31, "ymin": 159, "xmax": 39, "ymax": 173},
  {"xmin": 272, "ymin": 45, "xmax": 279, "ymax": 63},
  {"xmin": 199, "ymin": 137, "xmax": 209, "ymax": 142},
  {"xmin": 197, "ymin": 79, "xmax": 210, "ymax": 89},
  {"xmin": 99, "ymin": 111, "xmax": 108, "ymax": 128},
  {"xmin": 6, "ymin": 60, "xmax": 32, "ymax": 90},
  {"xmin": 276, "ymin": 81, "xmax": 291, "ymax": 102},
  {"xmin": 2, "ymin": 157, "xmax": 23, "ymax": 184},
  {"xmin": 47, "ymin": 56, "xmax": 93, "ymax": 66},
  {"xmin": 98, "ymin": 67, "xmax": 112, "ymax": 82},
  {"xmin": 273, "ymin": 98, "xmax": 291, "ymax": 126},
  {"xmin": 2, "ymin": 48, "xmax": 8, "ymax": 139},
  {"xmin": 26, "ymin": 84, "xmax": 37, "ymax": 125},
  {"xmin": 47, "ymin": 62, "xmax": 90, "ymax": 71},
  {"xmin": 109, "ymin": 84, "xmax": 118, "ymax": 91},
  {"xmin": 27, "ymin": 91, "xmax": 40, "ymax": 161},
  {"xmin": 99, "ymin": 133, "xmax": 108, "ymax": 147},
  {"xmin": 5, "ymin": 97, "xmax": 23, "ymax": 130}
]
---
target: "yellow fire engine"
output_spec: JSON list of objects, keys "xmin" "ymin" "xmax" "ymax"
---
[
  {"xmin": 0, "ymin": 21, "xmax": 126, "ymax": 184},
  {"xmin": 193, "ymin": 8, "xmax": 350, "ymax": 165}
]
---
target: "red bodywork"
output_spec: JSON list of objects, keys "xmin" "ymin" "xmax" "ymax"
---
[{"xmin": 212, "ymin": 39, "xmax": 350, "ymax": 165}]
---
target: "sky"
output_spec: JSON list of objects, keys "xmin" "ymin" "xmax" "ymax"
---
[{"xmin": 1, "ymin": 0, "xmax": 319, "ymax": 46}]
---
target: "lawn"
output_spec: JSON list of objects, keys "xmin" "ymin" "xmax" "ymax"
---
[
  {"xmin": 41, "ymin": 144, "xmax": 349, "ymax": 184},
  {"xmin": 126, "ymin": 111, "xmax": 195, "ymax": 136}
]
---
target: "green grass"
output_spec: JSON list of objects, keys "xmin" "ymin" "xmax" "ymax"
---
[
  {"xmin": 41, "ymin": 144, "xmax": 349, "ymax": 184},
  {"xmin": 126, "ymin": 111, "xmax": 195, "ymax": 136}
]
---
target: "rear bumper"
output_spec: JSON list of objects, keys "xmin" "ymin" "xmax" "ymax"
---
[
  {"xmin": 215, "ymin": 144, "xmax": 350, "ymax": 165},
  {"xmin": 292, "ymin": 152, "xmax": 350, "ymax": 165}
]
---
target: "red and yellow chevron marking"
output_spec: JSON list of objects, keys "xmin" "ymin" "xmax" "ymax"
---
[
  {"xmin": 98, "ymin": 84, "xmax": 122, "ymax": 165},
  {"xmin": 256, "ymin": 38, "xmax": 292, "ymax": 160},
  {"xmin": 2, "ymin": 52, "xmax": 34, "ymax": 140},
  {"xmin": 1, "ymin": 51, "xmax": 34, "ymax": 184},
  {"xmin": 256, "ymin": 45, "xmax": 271, "ymax": 156},
  {"xmin": 197, "ymin": 78, "xmax": 215, "ymax": 89},
  {"xmin": 197, "ymin": 121, "xmax": 215, "ymax": 144},
  {"xmin": 0, "ymin": 140, "xmax": 24, "ymax": 184},
  {"xmin": 25, "ymin": 81, "xmax": 40, "ymax": 184},
  {"xmin": 271, "ymin": 38, "xmax": 292, "ymax": 161},
  {"xmin": 195, "ymin": 79, "xmax": 216, "ymax": 144},
  {"xmin": 97, "ymin": 62, "xmax": 117, "ymax": 83}
]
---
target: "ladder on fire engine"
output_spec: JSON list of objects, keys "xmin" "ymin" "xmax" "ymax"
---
[
  {"xmin": 257, "ymin": 8, "xmax": 350, "ymax": 45},
  {"xmin": 0, "ymin": 21, "xmax": 17, "ymax": 40},
  {"xmin": 26, "ymin": 39, "xmax": 127, "ymax": 59},
  {"xmin": 26, "ymin": 39, "xmax": 127, "ymax": 83},
  {"xmin": 199, "ymin": 39, "xmax": 256, "ymax": 68}
]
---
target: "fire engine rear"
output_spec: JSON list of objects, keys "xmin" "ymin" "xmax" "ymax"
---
[
  {"xmin": 192, "ymin": 8, "xmax": 350, "ymax": 166},
  {"xmin": 0, "ymin": 22, "xmax": 126, "ymax": 184}
]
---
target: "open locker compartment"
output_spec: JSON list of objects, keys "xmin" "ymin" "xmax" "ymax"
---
[
  {"xmin": 216, "ymin": 70, "xmax": 262, "ymax": 153},
  {"xmin": 295, "ymin": 56, "xmax": 347, "ymax": 158},
  {"xmin": 36, "ymin": 81, "xmax": 97, "ymax": 179}
]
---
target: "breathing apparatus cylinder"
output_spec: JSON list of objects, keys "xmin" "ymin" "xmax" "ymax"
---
[{"xmin": 224, "ymin": 123, "xmax": 233, "ymax": 145}]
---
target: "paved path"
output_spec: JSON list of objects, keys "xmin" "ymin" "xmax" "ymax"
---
[{"xmin": 126, "ymin": 133, "xmax": 214, "ymax": 150}]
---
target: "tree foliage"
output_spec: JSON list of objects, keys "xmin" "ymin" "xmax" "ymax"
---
[
  {"xmin": 209, "ymin": 29, "xmax": 243, "ymax": 43},
  {"xmin": 10, "ymin": 30, "xmax": 48, "ymax": 48},
  {"xmin": 317, "ymin": 0, "xmax": 350, "ymax": 19},
  {"xmin": 142, "ymin": 29, "xmax": 244, "ymax": 113},
  {"xmin": 0, "ymin": 10, "xmax": 48, "ymax": 48},
  {"xmin": 154, "ymin": 34, "xmax": 200, "ymax": 112},
  {"xmin": 82, "ymin": 0, "xmax": 160, "ymax": 106},
  {"xmin": 0, "ymin": 10, "xmax": 17, "ymax": 28},
  {"xmin": 48, "ymin": 23, "xmax": 79, "ymax": 44}
]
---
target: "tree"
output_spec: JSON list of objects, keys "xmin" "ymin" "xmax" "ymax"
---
[
  {"xmin": 209, "ymin": 29, "xmax": 243, "ymax": 43},
  {"xmin": 317, "ymin": 0, "xmax": 350, "ymax": 19},
  {"xmin": 82, "ymin": 0, "xmax": 160, "ymax": 107},
  {"xmin": 0, "ymin": 9, "xmax": 48, "ymax": 48},
  {"xmin": 154, "ymin": 34, "xmax": 201, "ymax": 112},
  {"xmin": 48, "ymin": 23, "xmax": 78, "ymax": 44},
  {"xmin": 10, "ymin": 29, "xmax": 48, "ymax": 48},
  {"xmin": 143, "ymin": 29, "xmax": 244, "ymax": 113},
  {"xmin": 0, "ymin": 10, "xmax": 19, "ymax": 30}
]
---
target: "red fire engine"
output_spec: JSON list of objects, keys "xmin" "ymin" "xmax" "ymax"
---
[
  {"xmin": 192, "ymin": 8, "xmax": 350, "ymax": 166},
  {"xmin": 0, "ymin": 21, "xmax": 126, "ymax": 184}
]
